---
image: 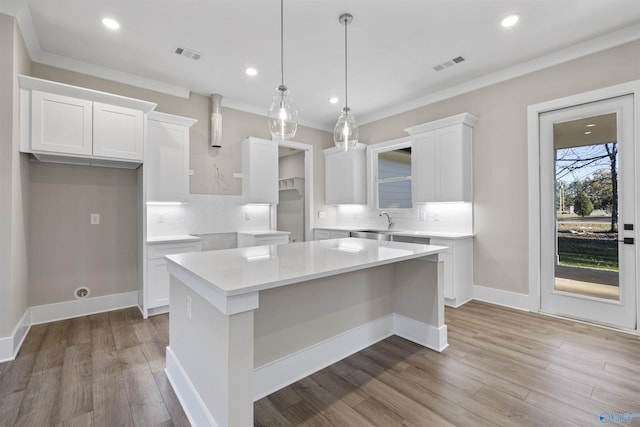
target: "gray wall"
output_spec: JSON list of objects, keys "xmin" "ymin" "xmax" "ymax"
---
[
  {"xmin": 0, "ymin": 14, "xmax": 30, "ymax": 337},
  {"xmin": 360, "ymin": 39, "xmax": 640, "ymax": 295}
]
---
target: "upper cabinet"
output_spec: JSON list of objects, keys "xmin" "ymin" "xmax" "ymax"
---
[
  {"xmin": 407, "ymin": 113, "xmax": 477, "ymax": 203},
  {"xmin": 242, "ymin": 137, "xmax": 279, "ymax": 204},
  {"xmin": 146, "ymin": 112, "xmax": 197, "ymax": 202},
  {"xmin": 324, "ymin": 143, "xmax": 366, "ymax": 205},
  {"xmin": 20, "ymin": 75, "xmax": 156, "ymax": 169}
]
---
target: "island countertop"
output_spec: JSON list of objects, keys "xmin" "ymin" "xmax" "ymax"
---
[{"xmin": 165, "ymin": 237, "xmax": 447, "ymax": 297}]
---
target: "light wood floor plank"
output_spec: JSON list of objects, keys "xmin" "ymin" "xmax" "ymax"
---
[{"xmin": 2, "ymin": 301, "xmax": 639, "ymax": 426}]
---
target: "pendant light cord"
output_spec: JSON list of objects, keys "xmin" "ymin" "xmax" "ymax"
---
[
  {"xmin": 280, "ymin": 0, "xmax": 285, "ymax": 88},
  {"xmin": 344, "ymin": 17, "xmax": 348, "ymax": 110}
]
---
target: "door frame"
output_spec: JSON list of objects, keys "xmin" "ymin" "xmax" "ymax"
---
[
  {"xmin": 271, "ymin": 140, "xmax": 314, "ymax": 242},
  {"xmin": 527, "ymin": 80, "xmax": 640, "ymax": 333}
]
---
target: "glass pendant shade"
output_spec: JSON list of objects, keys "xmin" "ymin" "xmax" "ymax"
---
[
  {"xmin": 333, "ymin": 107, "xmax": 358, "ymax": 151},
  {"xmin": 334, "ymin": 12, "xmax": 358, "ymax": 151},
  {"xmin": 268, "ymin": 85, "xmax": 298, "ymax": 140}
]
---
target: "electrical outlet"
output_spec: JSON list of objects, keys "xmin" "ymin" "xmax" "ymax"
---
[
  {"xmin": 419, "ymin": 211, "xmax": 426, "ymax": 221},
  {"xmin": 318, "ymin": 211, "xmax": 326, "ymax": 219},
  {"xmin": 90, "ymin": 213, "xmax": 100, "ymax": 225},
  {"xmin": 157, "ymin": 214, "xmax": 165, "ymax": 223},
  {"xmin": 186, "ymin": 295, "xmax": 192, "ymax": 320}
]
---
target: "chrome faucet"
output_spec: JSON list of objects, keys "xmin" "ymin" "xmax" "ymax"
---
[{"xmin": 380, "ymin": 212, "xmax": 392, "ymax": 230}]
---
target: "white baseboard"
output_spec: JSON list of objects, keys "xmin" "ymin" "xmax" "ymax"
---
[
  {"xmin": 30, "ymin": 291, "xmax": 138, "ymax": 325},
  {"xmin": 165, "ymin": 346, "xmax": 217, "ymax": 427},
  {"xmin": 254, "ymin": 314, "xmax": 395, "ymax": 401},
  {"xmin": 445, "ymin": 296, "xmax": 473, "ymax": 308},
  {"xmin": 472, "ymin": 284, "xmax": 530, "ymax": 311},
  {"xmin": 0, "ymin": 309, "xmax": 31, "ymax": 363},
  {"xmin": 393, "ymin": 313, "xmax": 448, "ymax": 352}
]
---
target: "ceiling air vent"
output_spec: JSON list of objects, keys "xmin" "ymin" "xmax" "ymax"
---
[
  {"xmin": 174, "ymin": 46, "xmax": 201, "ymax": 60},
  {"xmin": 432, "ymin": 55, "xmax": 465, "ymax": 71}
]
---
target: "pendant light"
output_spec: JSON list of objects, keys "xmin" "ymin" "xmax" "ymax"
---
[
  {"xmin": 268, "ymin": 0, "xmax": 298, "ymax": 140},
  {"xmin": 334, "ymin": 13, "xmax": 358, "ymax": 151}
]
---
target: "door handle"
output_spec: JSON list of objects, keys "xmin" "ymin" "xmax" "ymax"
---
[{"xmin": 618, "ymin": 237, "xmax": 635, "ymax": 245}]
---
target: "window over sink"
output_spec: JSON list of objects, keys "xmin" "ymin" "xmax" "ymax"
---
[{"xmin": 370, "ymin": 137, "xmax": 413, "ymax": 210}]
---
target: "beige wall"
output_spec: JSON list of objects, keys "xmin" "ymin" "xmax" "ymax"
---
[
  {"xmin": 28, "ymin": 163, "xmax": 138, "ymax": 305},
  {"xmin": 0, "ymin": 14, "xmax": 30, "ymax": 337},
  {"xmin": 360, "ymin": 39, "xmax": 640, "ymax": 294}
]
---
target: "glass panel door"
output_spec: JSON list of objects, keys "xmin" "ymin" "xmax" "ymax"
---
[{"xmin": 540, "ymin": 95, "xmax": 636, "ymax": 330}]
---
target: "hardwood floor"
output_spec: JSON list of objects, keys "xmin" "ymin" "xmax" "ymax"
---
[
  {"xmin": 0, "ymin": 308, "xmax": 189, "ymax": 427},
  {"xmin": 2, "ymin": 301, "xmax": 639, "ymax": 426}
]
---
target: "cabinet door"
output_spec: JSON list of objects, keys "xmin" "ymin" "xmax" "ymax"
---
[
  {"xmin": 242, "ymin": 138, "xmax": 278, "ymax": 204},
  {"xmin": 147, "ymin": 258, "xmax": 170, "ymax": 308},
  {"xmin": 324, "ymin": 146, "xmax": 365, "ymax": 204},
  {"xmin": 93, "ymin": 102, "xmax": 144, "ymax": 161},
  {"xmin": 146, "ymin": 120, "xmax": 189, "ymax": 201},
  {"xmin": 31, "ymin": 90, "xmax": 93, "ymax": 156},
  {"xmin": 413, "ymin": 131, "xmax": 437, "ymax": 202},
  {"xmin": 436, "ymin": 126, "xmax": 471, "ymax": 202}
]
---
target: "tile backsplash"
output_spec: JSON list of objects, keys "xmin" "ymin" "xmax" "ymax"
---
[
  {"xmin": 146, "ymin": 194, "xmax": 270, "ymax": 237},
  {"xmin": 334, "ymin": 202, "xmax": 472, "ymax": 234}
]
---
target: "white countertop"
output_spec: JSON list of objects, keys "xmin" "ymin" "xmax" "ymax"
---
[
  {"xmin": 166, "ymin": 238, "xmax": 447, "ymax": 297},
  {"xmin": 237, "ymin": 230, "xmax": 291, "ymax": 236},
  {"xmin": 314, "ymin": 226, "xmax": 473, "ymax": 240},
  {"xmin": 146, "ymin": 234, "xmax": 202, "ymax": 244}
]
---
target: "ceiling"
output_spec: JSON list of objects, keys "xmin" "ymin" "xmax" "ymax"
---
[{"xmin": 3, "ymin": 1, "xmax": 640, "ymax": 131}]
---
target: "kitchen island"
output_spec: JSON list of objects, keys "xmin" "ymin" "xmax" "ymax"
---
[{"xmin": 165, "ymin": 238, "xmax": 448, "ymax": 427}]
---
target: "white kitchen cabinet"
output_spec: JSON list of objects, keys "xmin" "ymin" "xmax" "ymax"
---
[
  {"xmin": 30, "ymin": 90, "xmax": 93, "ymax": 156},
  {"xmin": 324, "ymin": 143, "xmax": 366, "ymax": 205},
  {"xmin": 93, "ymin": 102, "xmax": 144, "ymax": 161},
  {"xmin": 146, "ymin": 112, "xmax": 197, "ymax": 202},
  {"xmin": 20, "ymin": 75, "xmax": 156, "ymax": 168},
  {"xmin": 145, "ymin": 238, "xmax": 202, "ymax": 314},
  {"xmin": 407, "ymin": 113, "xmax": 477, "ymax": 202},
  {"xmin": 392, "ymin": 234, "xmax": 473, "ymax": 307},
  {"xmin": 237, "ymin": 231, "xmax": 290, "ymax": 247},
  {"xmin": 313, "ymin": 228, "xmax": 351, "ymax": 240},
  {"xmin": 242, "ymin": 137, "xmax": 278, "ymax": 204}
]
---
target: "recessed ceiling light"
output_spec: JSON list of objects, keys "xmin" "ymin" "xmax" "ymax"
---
[
  {"xmin": 501, "ymin": 14, "xmax": 520, "ymax": 28},
  {"xmin": 102, "ymin": 17, "xmax": 120, "ymax": 30},
  {"xmin": 586, "ymin": 123, "xmax": 596, "ymax": 127},
  {"xmin": 329, "ymin": 97, "xmax": 339, "ymax": 104},
  {"xmin": 584, "ymin": 131, "xmax": 592, "ymax": 135},
  {"xmin": 245, "ymin": 67, "xmax": 258, "ymax": 77}
]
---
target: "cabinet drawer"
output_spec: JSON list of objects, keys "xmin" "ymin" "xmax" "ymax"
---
[
  {"xmin": 314, "ymin": 230, "xmax": 331, "ymax": 240},
  {"xmin": 147, "ymin": 242, "xmax": 202, "ymax": 259},
  {"xmin": 254, "ymin": 236, "xmax": 289, "ymax": 246}
]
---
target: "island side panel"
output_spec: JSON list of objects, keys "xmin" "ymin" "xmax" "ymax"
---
[
  {"xmin": 167, "ymin": 276, "xmax": 254, "ymax": 427},
  {"xmin": 392, "ymin": 258, "xmax": 447, "ymax": 351}
]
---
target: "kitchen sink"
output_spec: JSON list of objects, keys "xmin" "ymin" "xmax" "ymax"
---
[{"xmin": 350, "ymin": 230, "xmax": 391, "ymax": 241}]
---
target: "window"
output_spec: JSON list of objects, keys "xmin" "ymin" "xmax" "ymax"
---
[{"xmin": 376, "ymin": 145, "xmax": 412, "ymax": 209}]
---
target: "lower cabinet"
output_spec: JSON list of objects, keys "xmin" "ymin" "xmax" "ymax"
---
[
  {"xmin": 388, "ymin": 234, "xmax": 473, "ymax": 308},
  {"xmin": 145, "ymin": 240, "xmax": 202, "ymax": 316},
  {"xmin": 314, "ymin": 229, "xmax": 351, "ymax": 240},
  {"xmin": 237, "ymin": 232, "xmax": 290, "ymax": 248}
]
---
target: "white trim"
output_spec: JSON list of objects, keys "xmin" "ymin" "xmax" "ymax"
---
[
  {"xmin": 0, "ymin": 309, "xmax": 31, "ymax": 363},
  {"xmin": 30, "ymin": 291, "xmax": 138, "ymax": 325},
  {"xmin": 360, "ymin": 23, "xmax": 640, "ymax": 126},
  {"xmin": 445, "ymin": 296, "xmax": 473, "ymax": 308},
  {"xmin": 473, "ymin": 284, "xmax": 530, "ymax": 312},
  {"xmin": 253, "ymin": 314, "xmax": 394, "ymax": 401},
  {"xmin": 275, "ymin": 140, "xmax": 315, "ymax": 241},
  {"xmin": 393, "ymin": 313, "xmax": 448, "ymax": 352},
  {"xmin": 527, "ymin": 80, "xmax": 640, "ymax": 329},
  {"xmin": 253, "ymin": 312, "xmax": 448, "ymax": 401},
  {"xmin": 165, "ymin": 347, "xmax": 218, "ymax": 427}
]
